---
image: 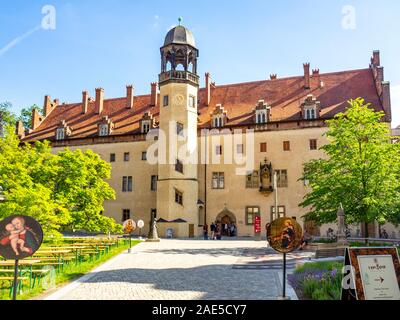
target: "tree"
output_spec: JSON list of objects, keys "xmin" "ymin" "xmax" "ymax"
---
[
  {"xmin": 18, "ymin": 104, "xmax": 43, "ymax": 129},
  {"xmin": 0, "ymin": 127, "xmax": 121, "ymax": 235},
  {"xmin": 0, "ymin": 102, "xmax": 17, "ymax": 137},
  {"xmin": 299, "ymin": 98, "xmax": 400, "ymax": 238}
]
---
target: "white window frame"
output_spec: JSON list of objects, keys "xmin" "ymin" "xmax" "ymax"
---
[
  {"xmin": 56, "ymin": 128, "xmax": 65, "ymax": 140},
  {"xmin": 99, "ymin": 124, "xmax": 109, "ymax": 136}
]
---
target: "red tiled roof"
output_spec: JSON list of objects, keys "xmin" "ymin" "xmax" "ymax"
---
[{"xmin": 22, "ymin": 68, "xmax": 383, "ymax": 143}]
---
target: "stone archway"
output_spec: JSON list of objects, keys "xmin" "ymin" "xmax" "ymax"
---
[{"xmin": 215, "ymin": 205, "xmax": 237, "ymax": 236}]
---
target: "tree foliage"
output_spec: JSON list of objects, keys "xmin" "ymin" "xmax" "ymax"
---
[
  {"xmin": 0, "ymin": 127, "xmax": 121, "ymax": 235},
  {"xmin": 18, "ymin": 104, "xmax": 43, "ymax": 129},
  {"xmin": 299, "ymin": 98, "xmax": 400, "ymax": 231}
]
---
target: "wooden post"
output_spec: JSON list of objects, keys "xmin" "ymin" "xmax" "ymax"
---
[{"xmin": 12, "ymin": 259, "xmax": 19, "ymax": 300}]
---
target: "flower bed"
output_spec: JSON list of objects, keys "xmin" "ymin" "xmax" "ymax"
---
[{"xmin": 288, "ymin": 261, "xmax": 343, "ymax": 300}]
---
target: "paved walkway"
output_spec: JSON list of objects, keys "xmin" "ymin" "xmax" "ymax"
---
[{"xmin": 43, "ymin": 239, "xmax": 313, "ymax": 300}]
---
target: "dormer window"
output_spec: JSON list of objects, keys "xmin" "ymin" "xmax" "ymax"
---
[
  {"xmin": 301, "ymin": 95, "xmax": 321, "ymax": 120},
  {"xmin": 56, "ymin": 128, "xmax": 65, "ymax": 140},
  {"xmin": 98, "ymin": 116, "xmax": 114, "ymax": 137},
  {"xmin": 140, "ymin": 111, "xmax": 155, "ymax": 134},
  {"xmin": 99, "ymin": 124, "xmax": 109, "ymax": 136},
  {"xmin": 211, "ymin": 104, "xmax": 228, "ymax": 128},
  {"xmin": 254, "ymin": 100, "xmax": 271, "ymax": 124},
  {"xmin": 55, "ymin": 120, "xmax": 72, "ymax": 141}
]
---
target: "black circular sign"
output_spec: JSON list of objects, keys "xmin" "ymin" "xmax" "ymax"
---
[
  {"xmin": 267, "ymin": 217, "xmax": 302, "ymax": 253},
  {"xmin": 0, "ymin": 215, "xmax": 43, "ymax": 260}
]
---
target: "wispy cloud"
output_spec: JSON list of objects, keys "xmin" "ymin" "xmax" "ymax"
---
[
  {"xmin": 0, "ymin": 25, "xmax": 41, "ymax": 58},
  {"xmin": 153, "ymin": 15, "xmax": 159, "ymax": 28}
]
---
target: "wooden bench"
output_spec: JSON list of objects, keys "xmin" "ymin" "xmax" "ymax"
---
[
  {"xmin": 315, "ymin": 244, "xmax": 345, "ymax": 259},
  {"xmin": 0, "ymin": 276, "xmax": 29, "ymax": 296}
]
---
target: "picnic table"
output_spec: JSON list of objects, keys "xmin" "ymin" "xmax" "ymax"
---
[{"xmin": 0, "ymin": 260, "xmax": 42, "ymax": 291}]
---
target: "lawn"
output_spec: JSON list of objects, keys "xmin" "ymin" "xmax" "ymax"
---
[{"xmin": 0, "ymin": 237, "xmax": 140, "ymax": 300}]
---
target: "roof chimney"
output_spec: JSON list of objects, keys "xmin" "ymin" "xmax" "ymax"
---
[
  {"xmin": 303, "ymin": 63, "xmax": 310, "ymax": 89},
  {"xmin": 270, "ymin": 74, "xmax": 277, "ymax": 80},
  {"xmin": 31, "ymin": 108, "xmax": 42, "ymax": 130},
  {"xmin": 150, "ymin": 82, "xmax": 158, "ymax": 106},
  {"xmin": 43, "ymin": 95, "xmax": 55, "ymax": 117},
  {"xmin": 126, "ymin": 85, "xmax": 134, "ymax": 109},
  {"xmin": 371, "ymin": 50, "xmax": 380, "ymax": 67},
  {"xmin": 95, "ymin": 88, "xmax": 104, "ymax": 114},
  {"xmin": 205, "ymin": 73, "xmax": 212, "ymax": 106},
  {"xmin": 82, "ymin": 91, "xmax": 89, "ymax": 114}
]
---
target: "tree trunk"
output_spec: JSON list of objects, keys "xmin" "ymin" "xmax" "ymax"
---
[{"xmin": 364, "ymin": 222, "xmax": 369, "ymax": 246}]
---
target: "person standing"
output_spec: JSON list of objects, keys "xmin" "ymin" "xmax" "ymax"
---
[
  {"xmin": 210, "ymin": 222, "xmax": 215, "ymax": 240},
  {"xmin": 203, "ymin": 223, "xmax": 209, "ymax": 240}
]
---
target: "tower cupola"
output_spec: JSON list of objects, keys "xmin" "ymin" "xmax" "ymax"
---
[{"xmin": 159, "ymin": 18, "xmax": 199, "ymax": 87}]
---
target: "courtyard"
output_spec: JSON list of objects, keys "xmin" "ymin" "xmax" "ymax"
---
[{"xmin": 42, "ymin": 239, "xmax": 313, "ymax": 300}]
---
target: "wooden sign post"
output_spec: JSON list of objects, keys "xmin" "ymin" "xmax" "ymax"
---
[
  {"xmin": 0, "ymin": 215, "xmax": 43, "ymax": 300},
  {"xmin": 123, "ymin": 219, "xmax": 136, "ymax": 253},
  {"xmin": 341, "ymin": 247, "xmax": 400, "ymax": 300}
]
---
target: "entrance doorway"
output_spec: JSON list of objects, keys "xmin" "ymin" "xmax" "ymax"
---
[{"xmin": 215, "ymin": 205, "xmax": 237, "ymax": 237}]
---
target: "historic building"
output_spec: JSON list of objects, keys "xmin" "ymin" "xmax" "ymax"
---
[{"xmin": 18, "ymin": 24, "xmax": 398, "ymax": 238}]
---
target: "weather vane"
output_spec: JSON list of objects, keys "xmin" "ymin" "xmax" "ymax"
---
[{"xmin": 178, "ymin": 17, "xmax": 183, "ymax": 26}]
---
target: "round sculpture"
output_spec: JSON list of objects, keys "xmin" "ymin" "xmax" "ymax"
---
[{"xmin": 123, "ymin": 219, "xmax": 136, "ymax": 234}]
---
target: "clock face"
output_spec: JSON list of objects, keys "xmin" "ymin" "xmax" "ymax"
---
[{"xmin": 173, "ymin": 94, "xmax": 185, "ymax": 106}]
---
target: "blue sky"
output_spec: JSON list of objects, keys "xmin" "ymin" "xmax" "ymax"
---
[{"xmin": 1, "ymin": 0, "xmax": 399, "ymax": 126}]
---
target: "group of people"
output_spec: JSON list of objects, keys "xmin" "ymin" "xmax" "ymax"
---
[{"xmin": 203, "ymin": 222, "xmax": 237, "ymax": 240}]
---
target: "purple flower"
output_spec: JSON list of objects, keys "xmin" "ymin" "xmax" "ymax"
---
[{"xmin": 331, "ymin": 268, "xmax": 337, "ymax": 278}]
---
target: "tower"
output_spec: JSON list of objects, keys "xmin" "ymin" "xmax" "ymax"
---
[{"xmin": 156, "ymin": 21, "xmax": 200, "ymax": 237}]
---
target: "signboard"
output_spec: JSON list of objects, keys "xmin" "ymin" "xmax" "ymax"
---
[
  {"xmin": 342, "ymin": 247, "xmax": 400, "ymax": 300},
  {"xmin": 137, "ymin": 220, "xmax": 144, "ymax": 229},
  {"xmin": 0, "ymin": 215, "xmax": 43, "ymax": 260},
  {"xmin": 254, "ymin": 216, "xmax": 261, "ymax": 234},
  {"xmin": 123, "ymin": 219, "xmax": 136, "ymax": 234},
  {"xmin": 267, "ymin": 217, "xmax": 302, "ymax": 253}
]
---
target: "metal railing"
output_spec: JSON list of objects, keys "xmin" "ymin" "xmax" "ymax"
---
[{"xmin": 159, "ymin": 70, "xmax": 199, "ymax": 85}]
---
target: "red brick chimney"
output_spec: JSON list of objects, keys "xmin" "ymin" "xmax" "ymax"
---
[
  {"xmin": 31, "ymin": 108, "xmax": 42, "ymax": 130},
  {"xmin": 44, "ymin": 95, "xmax": 59, "ymax": 117},
  {"xmin": 270, "ymin": 74, "xmax": 277, "ymax": 80},
  {"xmin": 95, "ymin": 88, "xmax": 104, "ymax": 114},
  {"xmin": 126, "ymin": 85, "xmax": 134, "ymax": 109},
  {"xmin": 371, "ymin": 50, "xmax": 380, "ymax": 67},
  {"xmin": 150, "ymin": 82, "xmax": 158, "ymax": 106},
  {"xmin": 205, "ymin": 73, "xmax": 212, "ymax": 106},
  {"xmin": 303, "ymin": 63, "xmax": 310, "ymax": 89},
  {"xmin": 82, "ymin": 91, "xmax": 89, "ymax": 114},
  {"xmin": 381, "ymin": 81, "xmax": 391, "ymax": 122}
]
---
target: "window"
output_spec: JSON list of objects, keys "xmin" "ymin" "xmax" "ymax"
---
[
  {"xmin": 260, "ymin": 142, "xmax": 267, "ymax": 153},
  {"xmin": 124, "ymin": 152, "xmax": 130, "ymax": 162},
  {"xmin": 99, "ymin": 124, "xmax": 108, "ymax": 136},
  {"xmin": 246, "ymin": 206, "xmax": 259, "ymax": 225},
  {"xmin": 99, "ymin": 124, "xmax": 109, "ymax": 136},
  {"xmin": 122, "ymin": 209, "xmax": 130, "ymax": 222},
  {"xmin": 283, "ymin": 141, "xmax": 290, "ymax": 151},
  {"xmin": 122, "ymin": 176, "xmax": 133, "ymax": 192},
  {"xmin": 309, "ymin": 139, "xmax": 317, "ymax": 150},
  {"xmin": 177, "ymin": 122, "xmax": 184, "ymax": 136},
  {"xmin": 212, "ymin": 172, "xmax": 225, "ymax": 189},
  {"xmin": 246, "ymin": 171, "xmax": 259, "ymax": 188},
  {"xmin": 271, "ymin": 206, "xmax": 286, "ymax": 220},
  {"xmin": 110, "ymin": 153, "xmax": 116, "ymax": 162},
  {"xmin": 141, "ymin": 151, "xmax": 147, "ymax": 161},
  {"xmin": 56, "ymin": 128, "xmax": 65, "ymax": 140},
  {"xmin": 237, "ymin": 144, "xmax": 244, "ymax": 154},
  {"xmin": 215, "ymin": 145, "xmax": 222, "ymax": 155},
  {"xmin": 175, "ymin": 159, "xmax": 183, "ymax": 174},
  {"xmin": 213, "ymin": 116, "xmax": 223, "ymax": 128},
  {"xmin": 141, "ymin": 121, "xmax": 150, "ymax": 134},
  {"xmin": 175, "ymin": 189, "xmax": 183, "ymax": 205},
  {"xmin": 305, "ymin": 108, "xmax": 316, "ymax": 120},
  {"xmin": 275, "ymin": 170, "xmax": 288, "ymax": 188},
  {"xmin": 163, "ymin": 95, "xmax": 169, "ymax": 107},
  {"xmin": 189, "ymin": 95, "xmax": 196, "ymax": 108},
  {"xmin": 151, "ymin": 175, "xmax": 158, "ymax": 191},
  {"xmin": 256, "ymin": 110, "xmax": 267, "ymax": 124}
]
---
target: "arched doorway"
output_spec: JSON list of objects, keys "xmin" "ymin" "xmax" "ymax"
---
[{"xmin": 215, "ymin": 205, "xmax": 237, "ymax": 237}]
